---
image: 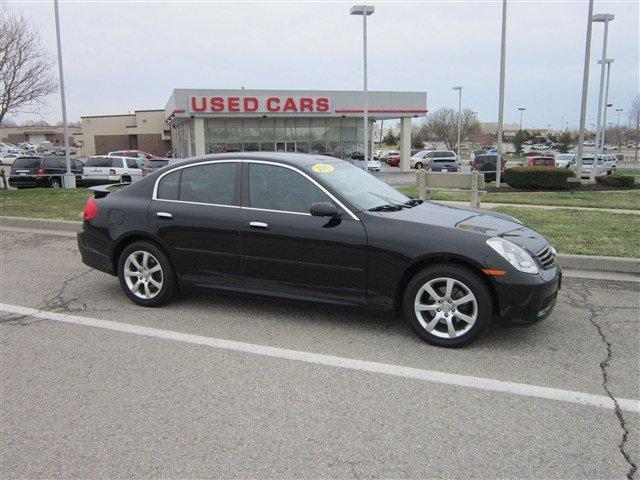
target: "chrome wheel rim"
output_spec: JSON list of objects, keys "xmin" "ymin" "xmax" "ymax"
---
[
  {"xmin": 123, "ymin": 250, "xmax": 163, "ymax": 299},
  {"xmin": 414, "ymin": 277, "xmax": 478, "ymax": 339}
]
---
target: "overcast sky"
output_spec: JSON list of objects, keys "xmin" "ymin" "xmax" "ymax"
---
[{"xmin": 5, "ymin": 0, "xmax": 639, "ymax": 130}]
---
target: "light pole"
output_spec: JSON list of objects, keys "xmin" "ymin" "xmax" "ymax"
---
[
  {"xmin": 350, "ymin": 5, "xmax": 374, "ymax": 170},
  {"xmin": 616, "ymin": 107, "xmax": 623, "ymax": 147},
  {"xmin": 518, "ymin": 107, "xmax": 526, "ymax": 130},
  {"xmin": 575, "ymin": 0, "xmax": 595, "ymax": 180},
  {"xmin": 453, "ymin": 86, "xmax": 462, "ymax": 159},
  {"xmin": 53, "ymin": 0, "xmax": 75, "ymax": 188},
  {"xmin": 596, "ymin": 59, "xmax": 613, "ymax": 163},
  {"xmin": 495, "ymin": 0, "xmax": 507, "ymax": 187},
  {"xmin": 592, "ymin": 13, "xmax": 614, "ymax": 176}
]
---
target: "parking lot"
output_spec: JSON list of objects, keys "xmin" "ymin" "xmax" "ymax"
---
[{"xmin": 1, "ymin": 227, "xmax": 638, "ymax": 478}]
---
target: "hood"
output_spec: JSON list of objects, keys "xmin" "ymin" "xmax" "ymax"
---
[{"xmin": 377, "ymin": 202, "xmax": 548, "ymax": 252}]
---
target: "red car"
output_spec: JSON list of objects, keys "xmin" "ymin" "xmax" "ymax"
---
[
  {"xmin": 521, "ymin": 156, "xmax": 555, "ymax": 167},
  {"xmin": 107, "ymin": 150, "xmax": 161, "ymax": 160},
  {"xmin": 386, "ymin": 152, "xmax": 401, "ymax": 167}
]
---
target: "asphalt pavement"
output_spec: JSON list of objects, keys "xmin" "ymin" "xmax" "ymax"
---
[{"xmin": 1, "ymin": 228, "xmax": 639, "ymax": 479}]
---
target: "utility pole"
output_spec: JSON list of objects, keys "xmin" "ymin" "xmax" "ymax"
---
[
  {"xmin": 598, "ymin": 59, "xmax": 613, "ymax": 156},
  {"xmin": 518, "ymin": 107, "xmax": 525, "ymax": 130},
  {"xmin": 496, "ymin": 0, "xmax": 507, "ymax": 187},
  {"xmin": 575, "ymin": 0, "xmax": 595, "ymax": 180},
  {"xmin": 53, "ymin": 0, "xmax": 75, "ymax": 188},
  {"xmin": 453, "ymin": 86, "xmax": 463, "ymax": 159}
]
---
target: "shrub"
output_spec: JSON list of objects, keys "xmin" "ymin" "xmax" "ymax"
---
[
  {"xmin": 595, "ymin": 175, "xmax": 636, "ymax": 188},
  {"xmin": 504, "ymin": 167, "xmax": 574, "ymax": 190}
]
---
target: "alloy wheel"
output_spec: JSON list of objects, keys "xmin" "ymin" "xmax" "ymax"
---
[
  {"xmin": 123, "ymin": 250, "xmax": 163, "ymax": 299},
  {"xmin": 414, "ymin": 277, "xmax": 478, "ymax": 339}
]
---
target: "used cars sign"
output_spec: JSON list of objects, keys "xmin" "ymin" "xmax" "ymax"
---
[{"xmin": 190, "ymin": 96, "xmax": 331, "ymax": 113}]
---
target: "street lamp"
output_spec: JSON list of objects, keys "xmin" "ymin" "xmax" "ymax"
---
[
  {"xmin": 575, "ymin": 0, "xmax": 595, "ymax": 180},
  {"xmin": 453, "ymin": 86, "xmax": 462, "ymax": 159},
  {"xmin": 495, "ymin": 0, "xmax": 507, "ymax": 187},
  {"xmin": 518, "ymin": 107, "xmax": 526, "ymax": 130},
  {"xmin": 350, "ymin": 4, "xmax": 375, "ymax": 170},
  {"xmin": 616, "ymin": 107, "xmax": 623, "ymax": 147},
  {"xmin": 595, "ymin": 59, "xmax": 614, "ymax": 166},
  {"xmin": 592, "ymin": 13, "xmax": 614, "ymax": 165},
  {"xmin": 53, "ymin": 0, "xmax": 75, "ymax": 188}
]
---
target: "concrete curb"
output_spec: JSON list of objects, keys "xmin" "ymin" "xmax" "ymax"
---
[
  {"xmin": 1, "ymin": 216, "xmax": 638, "ymax": 276},
  {"xmin": 1, "ymin": 216, "xmax": 82, "ymax": 233}
]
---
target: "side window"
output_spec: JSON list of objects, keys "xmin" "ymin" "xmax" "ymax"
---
[
  {"xmin": 109, "ymin": 158, "xmax": 123, "ymax": 168},
  {"xmin": 125, "ymin": 158, "xmax": 138, "ymax": 168},
  {"xmin": 179, "ymin": 162, "xmax": 236, "ymax": 205},
  {"xmin": 44, "ymin": 158, "xmax": 65, "ymax": 168},
  {"xmin": 248, "ymin": 163, "xmax": 330, "ymax": 214},
  {"xmin": 157, "ymin": 170, "xmax": 181, "ymax": 200}
]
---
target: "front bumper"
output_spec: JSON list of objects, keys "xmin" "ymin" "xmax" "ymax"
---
[{"xmin": 493, "ymin": 267, "xmax": 562, "ymax": 326}]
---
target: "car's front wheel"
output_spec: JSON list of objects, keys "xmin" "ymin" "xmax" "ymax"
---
[
  {"xmin": 117, "ymin": 241, "xmax": 177, "ymax": 307},
  {"xmin": 50, "ymin": 178, "xmax": 62, "ymax": 188},
  {"xmin": 415, "ymin": 162, "xmax": 423, "ymax": 170},
  {"xmin": 403, "ymin": 264, "xmax": 493, "ymax": 347}
]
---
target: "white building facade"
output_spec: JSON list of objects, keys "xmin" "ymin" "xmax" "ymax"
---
[{"xmin": 164, "ymin": 89, "xmax": 427, "ymax": 170}]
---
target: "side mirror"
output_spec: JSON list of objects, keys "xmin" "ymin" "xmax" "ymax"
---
[{"xmin": 310, "ymin": 202, "xmax": 340, "ymax": 217}]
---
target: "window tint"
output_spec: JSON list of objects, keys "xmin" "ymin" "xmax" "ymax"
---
[
  {"xmin": 248, "ymin": 163, "xmax": 330, "ymax": 214},
  {"xmin": 125, "ymin": 158, "xmax": 138, "ymax": 168},
  {"xmin": 85, "ymin": 156, "xmax": 113, "ymax": 167},
  {"xmin": 157, "ymin": 170, "xmax": 181, "ymax": 200},
  {"xmin": 12, "ymin": 157, "xmax": 40, "ymax": 169},
  {"xmin": 44, "ymin": 157, "xmax": 66, "ymax": 168},
  {"xmin": 179, "ymin": 162, "xmax": 236, "ymax": 205}
]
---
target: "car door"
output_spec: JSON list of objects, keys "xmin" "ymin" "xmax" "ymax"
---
[
  {"xmin": 240, "ymin": 161, "xmax": 368, "ymax": 302},
  {"xmin": 148, "ymin": 160, "xmax": 243, "ymax": 287}
]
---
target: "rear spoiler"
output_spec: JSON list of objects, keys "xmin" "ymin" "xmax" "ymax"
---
[{"xmin": 89, "ymin": 182, "xmax": 130, "ymax": 199}]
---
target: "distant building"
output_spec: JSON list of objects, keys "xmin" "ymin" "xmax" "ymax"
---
[
  {"xmin": 0, "ymin": 124, "xmax": 81, "ymax": 147},
  {"xmin": 480, "ymin": 122, "xmax": 521, "ymax": 136},
  {"xmin": 81, "ymin": 110, "xmax": 171, "ymax": 157}
]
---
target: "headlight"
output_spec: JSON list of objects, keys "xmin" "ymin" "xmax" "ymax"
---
[{"xmin": 486, "ymin": 237, "xmax": 539, "ymax": 274}]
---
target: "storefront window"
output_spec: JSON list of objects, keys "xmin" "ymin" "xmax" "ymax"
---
[{"xmin": 275, "ymin": 119, "xmax": 285, "ymax": 142}]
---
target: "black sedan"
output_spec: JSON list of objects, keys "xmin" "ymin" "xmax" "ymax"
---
[{"xmin": 78, "ymin": 152, "xmax": 561, "ymax": 347}]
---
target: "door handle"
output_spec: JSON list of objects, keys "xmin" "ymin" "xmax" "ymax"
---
[
  {"xmin": 155, "ymin": 212, "xmax": 173, "ymax": 219},
  {"xmin": 248, "ymin": 221, "xmax": 269, "ymax": 229}
]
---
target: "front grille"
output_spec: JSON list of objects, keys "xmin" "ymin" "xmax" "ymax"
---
[{"xmin": 536, "ymin": 245, "xmax": 557, "ymax": 270}]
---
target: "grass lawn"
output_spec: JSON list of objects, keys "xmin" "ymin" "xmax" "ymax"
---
[
  {"xmin": 492, "ymin": 206, "xmax": 640, "ymax": 258},
  {"xmin": 397, "ymin": 185, "xmax": 640, "ymax": 210},
  {"xmin": 0, "ymin": 188, "xmax": 92, "ymax": 221}
]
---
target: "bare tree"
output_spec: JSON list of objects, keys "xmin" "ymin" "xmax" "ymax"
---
[
  {"xmin": 0, "ymin": 7, "xmax": 58, "ymax": 124},
  {"xmin": 425, "ymin": 108, "xmax": 481, "ymax": 151}
]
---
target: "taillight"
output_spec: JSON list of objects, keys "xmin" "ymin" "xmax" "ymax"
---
[
  {"xmin": 141, "ymin": 168, "xmax": 147, "ymax": 176},
  {"xmin": 109, "ymin": 168, "xmax": 116, "ymax": 174},
  {"xmin": 83, "ymin": 196, "xmax": 99, "ymax": 221},
  {"xmin": 36, "ymin": 167, "xmax": 45, "ymax": 175}
]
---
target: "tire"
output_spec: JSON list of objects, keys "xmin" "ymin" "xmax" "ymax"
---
[
  {"xmin": 117, "ymin": 241, "xmax": 177, "ymax": 307},
  {"xmin": 49, "ymin": 178, "xmax": 62, "ymax": 188},
  {"xmin": 402, "ymin": 263, "xmax": 493, "ymax": 347},
  {"xmin": 121, "ymin": 175, "xmax": 132, "ymax": 183},
  {"xmin": 415, "ymin": 162, "xmax": 423, "ymax": 170}
]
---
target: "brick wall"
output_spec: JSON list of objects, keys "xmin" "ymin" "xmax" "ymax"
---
[
  {"xmin": 137, "ymin": 134, "xmax": 171, "ymax": 157},
  {"xmin": 94, "ymin": 135, "xmax": 134, "ymax": 155}
]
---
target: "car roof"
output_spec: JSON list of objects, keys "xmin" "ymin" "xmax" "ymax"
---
[{"xmin": 165, "ymin": 152, "xmax": 352, "ymax": 170}]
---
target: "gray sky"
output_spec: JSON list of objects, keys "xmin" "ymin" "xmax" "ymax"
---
[{"xmin": 5, "ymin": 0, "xmax": 639, "ymax": 130}]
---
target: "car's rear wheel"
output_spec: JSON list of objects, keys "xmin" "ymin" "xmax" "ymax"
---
[
  {"xmin": 415, "ymin": 162, "xmax": 423, "ymax": 170},
  {"xmin": 118, "ymin": 241, "xmax": 177, "ymax": 307},
  {"xmin": 403, "ymin": 264, "xmax": 493, "ymax": 347},
  {"xmin": 121, "ymin": 175, "xmax": 131, "ymax": 183},
  {"xmin": 50, "ymin": 178, "xmax": 62, "ymax": 188}
]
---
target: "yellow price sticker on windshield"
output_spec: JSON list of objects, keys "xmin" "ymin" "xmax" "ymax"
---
[{"xmin": 312, "ymin": 163, "xmax": 335, "ymax": 174}]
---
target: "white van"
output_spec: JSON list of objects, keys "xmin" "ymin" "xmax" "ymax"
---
[{"xmin": 83, "ymin": 155, "xmax": 144, "ymax": 185}]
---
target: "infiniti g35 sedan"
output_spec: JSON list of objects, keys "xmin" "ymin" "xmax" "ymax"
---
[{"xmin": 78, "ymin": 152, "xmax": 561, "ymax": 347}]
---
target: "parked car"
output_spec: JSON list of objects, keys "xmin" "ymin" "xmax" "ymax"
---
[
  {"xmin": 532, "ymin": 143, "xmax": 549, "ymax": 150},
  {"xmin": 555, "ymin": 154, "xmax": 575, "ymax": 169},
  {"xmin": 470, "ymin": 154, "xmax": 505, "ymax": 182},
  {"xmin": 576, "ymin": 156, "xmax": 606, "ymax": 178},
  {"xmin": 141, "ymin": 158, "xmax": 171, "ymax": 175},
  {"xmin": 603, "ymin": 144, "xmax": 619, "ymax": 151},
  {"xmin": 521, "ymin": 156, "xmax": 555, "ymax": 167},
  {"xmin": 1, "ymin": 152, "xmax": 20, "ymax": 165},
  {"xmin": 379, "ymin": 150, "xmax": 399, "ymax": 164},
  {"xmin": 9, "ymin": 155, "xmax": 84, "ymax": 189},
  {"xmin": 78, "ymin": 152, "xmax": 561, "ymax": 348},
  {"xmin": 386, "ymin": 152, "xmax": 401, "ymax": 167},
  {"xmin": 83, "ymin": 156, "xmax": 144, "ymax": 185},
  {"xmin": 601, "ymin": 153, "xmax": 617, "ymax": 174},
  {"xmin": 428, "ymin": 151, "xmax": 459, "ymax": 172},
  {"xmin": 367, "ymin": 159, "xmax": 382, "ymax": 172},
  {"xmin": 108, "ymin": 150, "xmax": 161, "ymax": 160},
  {"xmin": 410, "ymin": 150, "xmax": 431, "ymax": 169},
  {"xmin": 583, "ymin": 140, "xmax": 596, "ymax": 147}
]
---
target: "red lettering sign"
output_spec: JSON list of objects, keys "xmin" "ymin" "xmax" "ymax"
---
[
  {"xmin": 316, "ymin": 97, "xmax": 329, "ymax": 112},
  {"xmin": 244, "ymin": 97, "xmax": 259, "ymax": 112},
  {"xmin": 266, "ymin": 97, "xmax": 280, "ymax": 112},
  {"xmin": 283, "ymin": 98, "xmax": 298, "ymax": 112},
  {"xmin": 210, "ymin": 97, "xmax": 224, "ymax": 112},
  {"xmin": 299, "ymin": 98, "xmax": 313, "ymax": 112},
  {"xmin": 228, "ymin": 97, "xmax": 240, "ymax": 112},
  {"xmin": 188, "ymin": 96, "xmax": 331, "ymax": 113},
  {"xmin": 191, "ymin": 96, "xmax": 207, "ymax": 112}
]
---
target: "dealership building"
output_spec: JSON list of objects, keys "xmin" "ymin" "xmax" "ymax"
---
[{"xmin": 164, "ymin": 89, "xmax": 427, "ymax": 170}]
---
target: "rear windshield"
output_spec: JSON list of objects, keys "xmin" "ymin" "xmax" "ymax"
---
[
  {"xmin": 43, "ymin": 157, "xmax": 67, "ymax": 168},
  {"xmin": 12, "ymin": 157, "xmax": 40, "ymax": 169},
  {"xmin": 474, "ymin": 155, "xmax": 496, "ymax": 165},
  {"xmin": 433, "ymin": 152, "xmax": 456, "ymax": 161},
  {"xmin": 85, "ymin": 156, "xmax": 117, "ymax": 167}
]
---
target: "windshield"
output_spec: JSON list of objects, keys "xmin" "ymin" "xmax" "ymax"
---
[
  {"xmin": 582, "ymin": 158, "xmax": 594, "ymax": 165},
  {"xmin": 308, "ymin": 162, "xmax": 409, "ymax": 211}
]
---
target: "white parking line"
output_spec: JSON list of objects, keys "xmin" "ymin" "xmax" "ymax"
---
[{"xmin": 2, "ymin": 302, "xmax": 639, "ymax": 414}]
